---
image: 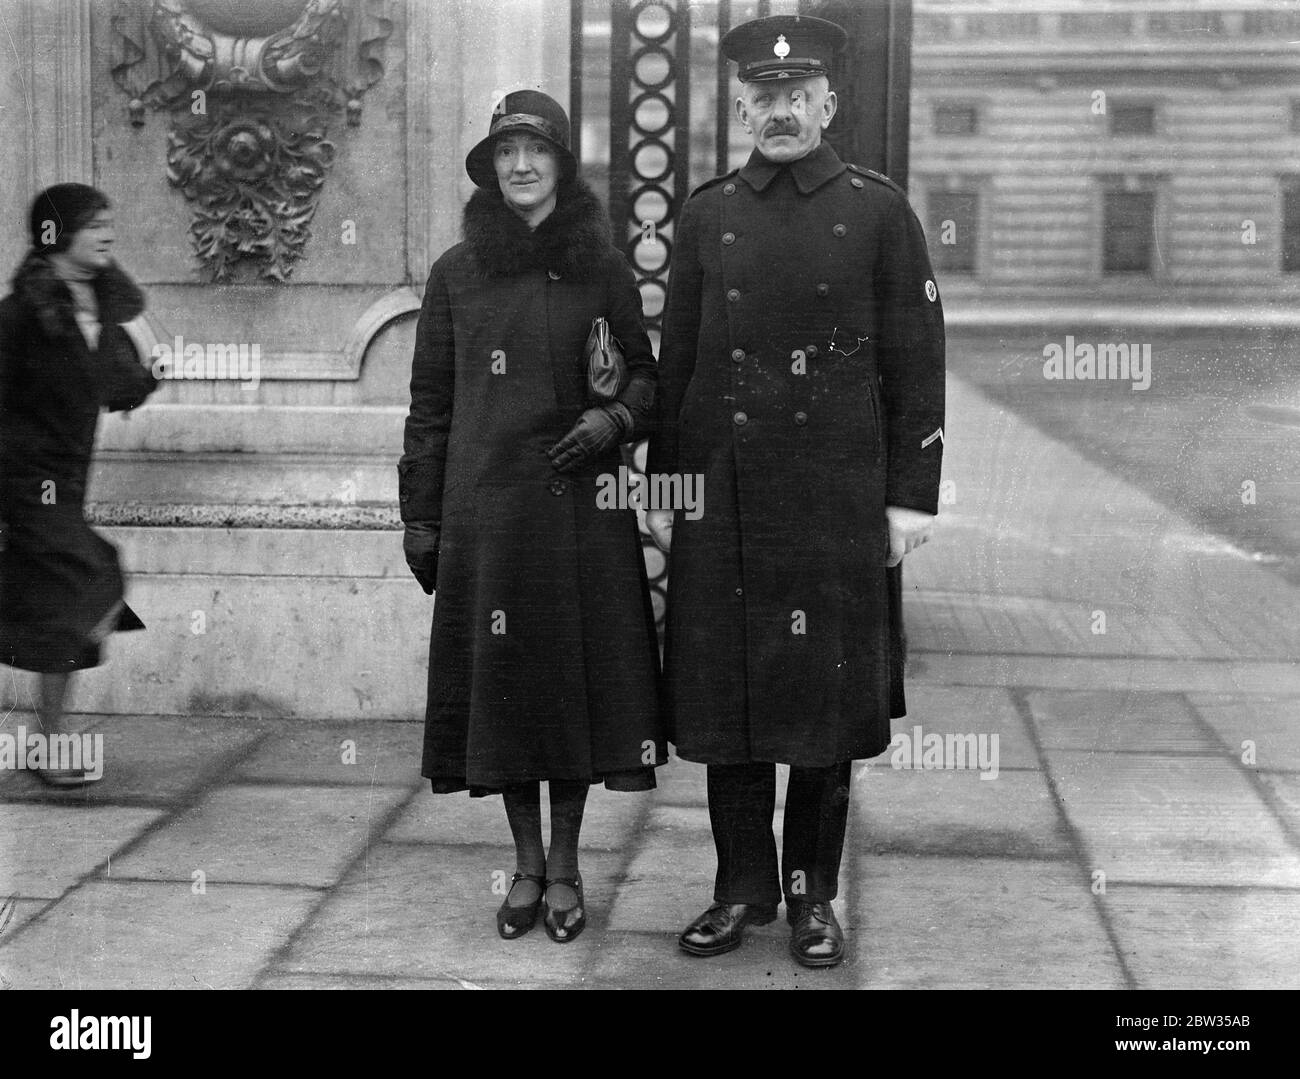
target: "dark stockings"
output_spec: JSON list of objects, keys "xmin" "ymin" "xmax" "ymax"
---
[{"xmin": 501, "ymin": 780, "xmax": 589, "ymax": 909}]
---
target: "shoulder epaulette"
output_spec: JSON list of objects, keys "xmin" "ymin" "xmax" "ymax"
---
[
  {"xmin": 846, "ymin": 163, "xmax": 907, "ymax": 197},
  {"xmin": 687, "ymin": 169, "xmax": 740, "ymax": 200}
]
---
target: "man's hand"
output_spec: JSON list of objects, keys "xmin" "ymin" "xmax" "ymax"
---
[
  {"xmin": 885, "ymin": 506, "xmax": 935, "ymax": 567},
  {"xmin": 404, "ymin": 522, "xmax": 440, "ymax": 594},
  {"xmin": 547, "ymin": 404, "xmax": 632, "ymax": 473},
  {"xmin": 646, "ymin": 509, "xmax": 674, "ymax": 553}
]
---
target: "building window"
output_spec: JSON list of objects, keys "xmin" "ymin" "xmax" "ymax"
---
[
  {"xmin": 927, "ymin": 190, "xmax": 978, "ymax": 274},
  {"xmin": 1103, "ymin": 190, "xmax": 1156, "ymax": 273},
  {"xmin": 1284, "ymin": 187, "xmax": 1300, "ymax": 273},
  {"xmin": 1291, "ymin": 102, "xmax": 1300, "ymax": 134},
  {"xmin": 1110, "ymin": 104, "xmax": 1155, "ymax": 136},
  {"xmin": 934, "ymin": 104, "xmax": 978, "ymax": 136}
]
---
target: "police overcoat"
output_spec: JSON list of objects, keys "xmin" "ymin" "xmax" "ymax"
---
[{"xmin": 647, "ymin": 142, "xmax": 945, "ymax": 767}]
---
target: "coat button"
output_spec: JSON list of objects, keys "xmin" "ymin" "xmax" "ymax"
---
[
  {"xmin": 733, "ymin": 411, "xmax": 748, "ymax": 426},
  {"xmin": 816, "ymin": 283, "xmax": 830, "ymax": 297},
  {"xmin": 727, "ymin": 288, "xmax": 740, "ymax": 302},
  {"xmin": 723, "ymin": 182, "xmax": 736, "ymax": 195},
  {"xmin": 806, "ymin": 345, "xmax": 819, "ymax": 358},
  {"xmin": 735, "ymin": 587, "xmax": 744, "ymax": 597},
  {"xmin": 399, "ymin": 492, "xmax": 410, "ymax": 502},
  {"xmin": 794, "ymin": 411, "xmax": 808, "ymax": 425},
  {"xmin": 547, "ymin": 270, "xmax": 560, "ymax": 280},
  {"xmin": 851, "ymin": 177, "xmax": 864, "ymax": 188},
  {"xmin": 722, "ymin": 231, "xmax": 736, "ymax": 245},
  {"xmin": 731, "ymin": 348, "xmax": 746, "ymax": 363},
  {"xmin": 833, "ymin": 224, "xmax": 847, "ymax": 237},
  {"xmin": 549, "ymin": 479, "xmax": 567, "ymax": 495}
]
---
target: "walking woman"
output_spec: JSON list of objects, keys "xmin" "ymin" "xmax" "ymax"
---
[
  {"xmin": 0, "ymin": 184, "xmax": 157, "ymax": 786},
  {"xmin": 399, "ymin": 91, "xmax": 665, "ymax": 942}
]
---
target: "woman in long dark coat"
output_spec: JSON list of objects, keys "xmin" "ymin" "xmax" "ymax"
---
[
  {"xmin": 399, "ymin": 91, "xmax": 665, "ymax": 943},
  {"xmin": 0, "ymin": 184, "xmax": 157, "ymax": 786}
]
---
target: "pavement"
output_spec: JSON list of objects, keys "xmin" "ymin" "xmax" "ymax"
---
[{"xmin": 1, "ymin": 370, "xmax": 1298, "ymax": 991}]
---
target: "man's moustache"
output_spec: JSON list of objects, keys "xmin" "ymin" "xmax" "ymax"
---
[{"xmin": 764, "ymin": 126, "xmax": 799, "ymax": 136}]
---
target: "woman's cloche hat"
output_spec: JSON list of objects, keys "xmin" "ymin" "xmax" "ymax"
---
[{"xmin": 465, "ymin": 89, "xmax": 576, "ymax": 189}]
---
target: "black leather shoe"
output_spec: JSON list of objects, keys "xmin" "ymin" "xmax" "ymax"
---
[
  {"xmin": 543, "ymin": 875, "xmax": 586, "ymax": 943},
  {"xmin": 496, "ymin": 872, "xmax": 545, "ymax": 940},
  {"xmin": 678, "ymin": 902, "xmax": 779, "ymax": 957},
  {"xmin": 787, "ymin": 900, "xmax": 845, "ymax": 968}
]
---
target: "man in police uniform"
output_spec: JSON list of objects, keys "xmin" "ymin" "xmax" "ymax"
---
[{"xmin": 645, "ymin": 14, "xmax": 945, "ymax": 969}]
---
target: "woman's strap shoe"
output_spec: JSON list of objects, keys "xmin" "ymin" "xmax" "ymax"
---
[
  {"xmin": 542, "ymin": 875, "xmax": 586, "ymax": 943},
  {"xmin": 678, "ymin": 902, "xmax": 779, "ymax": 957},
  {"xmin": 496, "ymin": 872, "xmax": 546, "ymax": 940}
]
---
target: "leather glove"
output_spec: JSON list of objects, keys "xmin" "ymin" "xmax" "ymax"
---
[
  {"xmin": 403, "ymin": 522, "xmax": 440, "ymax": 594},
  {"xmin": 547, "ymin": 403, "xmax": 632, "ymax": 474}
]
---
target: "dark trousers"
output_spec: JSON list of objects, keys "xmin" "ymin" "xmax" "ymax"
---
[{"xmin": 707, "ymin": 761, "xmax": 853, "ymax": 907}]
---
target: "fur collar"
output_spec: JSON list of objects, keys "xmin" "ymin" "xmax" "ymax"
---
[
  {"xmin": 10, "ymin": 250, "xmax": 144, "ymax": 340},
  {"xmin": 462, "ymin": 178, "xmax": 616, "ymax": 280}
]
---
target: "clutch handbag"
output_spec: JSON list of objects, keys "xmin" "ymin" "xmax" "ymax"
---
[{"xmin": 584, "ymin": 316, "xmax": 628, "ymax": 403}]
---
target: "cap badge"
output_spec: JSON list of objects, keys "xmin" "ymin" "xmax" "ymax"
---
[{"xmin": 773, "ymin": 34, "xmax": 790, "ymax": 59}]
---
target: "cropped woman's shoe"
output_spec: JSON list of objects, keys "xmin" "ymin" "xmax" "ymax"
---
[
  {"xmin": 496, "ymin": 872, "xmax": 546, "ymax": 940},
  {"xmin": 543, "ymin": 875, "xmax": 586, "ymax": 943}
]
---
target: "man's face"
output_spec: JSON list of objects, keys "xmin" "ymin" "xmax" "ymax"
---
[{"xmin": 735, "ymin": 76, "xmax": 836, "ymax": 163}]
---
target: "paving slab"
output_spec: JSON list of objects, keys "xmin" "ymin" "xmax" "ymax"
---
[
  {"xmin": 1045, "ymin": 751, "xmax": 1300, "ymax": 887},
  {"xmin": 853, "ymin": 767, "xmax": 1071, "ymax": 859},
  {"xmin": 109, "ymin": 783, "xmax": 408, "ymax": 887},
  {"xmin": 0, "ymin": 879, "xmax": 319, "ymax": 989},
  {"xmin": 1027, "ymin": 689, "xmax": 1219, "ymax": 754},
  {"xmin": 234, "ymin": 721, "xmax": 424, "ymax": 786},
  {"xmin": 1102, "ymin": 884, "xmax": 1300, "ymax": 990},
  {"xmin": 606, "ymin": 805, "xmax": 721, "ymax": 934},
  {"xmin": 275, "ymin": 842, "xmax": 622, "ymax": 986},
  {"xmin": 0, "ymin": 804, "xmax": 164, "ymax": 898},
  {"xmin": 898, "ymin": 684, "xmax": 1040, "ymax": 768},
  {"xmin": 852, "ymin": 854, "xmax": 1124, "ymax": 989},
  {"xmin": 585, "ymin": 926, "xmax": 853, "ymax": 989},
  {"xmin": 1257, "ymin": 772, "xmax": 1300, "ymax": 838},
  {"xmin": 1186, "ymin": 694, "xmax": 1300, "ymax": 771},
  {"xmin": 255, "ymin": 971, "xmax": 468, "ymax": 990}
]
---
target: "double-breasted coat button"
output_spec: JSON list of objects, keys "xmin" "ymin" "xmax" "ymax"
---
[
  {"xmin": 733, "ymin": 411, "xmax": 748, "ymax": 426},
  {"xmin": 806, "ymin": 345, "xmax": 819, "ymax": 358},
  {"xmin": 399, "ymin": 492, "xmax": 410, "ymax": 502},
  {"xmin": 549, "ymin": 479, "xmax": 567, "ymax": 495},
  {"xmin": 850, "ymin": 177, "xmax": 864, "ymax": 188},
  {"xmin": 816, "ymin": 282, "xmax": 830, "ymax": 297},
  {"xmin": 832, "ymin": 224, "xmax": 847, "ymax": 237},
  {"xmin": 723, "ymin": 182, "xmax": 736, "ymax": 195},
  {"xmin": 722, "ymin": 231, "xmax": 736, "ymax": 245},
  {"xmin": 794, "ymin": 411, "xmax": 808, "ymax": 425},
  {"xmin": 731, "ymin": 348, "xmax": 746, "ymax": 363},
  {"xmin": 735, "ymin": 587, "xmax": 743, "ymax": 597},
  {"xmin": 727, "ymin": 288, "xmax": 741, "ymax": 302},
  {"xmin": 547, "ymin": 270, "xmax": 560, "ymax": 280}
]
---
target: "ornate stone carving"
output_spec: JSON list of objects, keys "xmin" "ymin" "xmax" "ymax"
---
[{"xmin": 110, "ymin": 0, "xmax": 393, "ymax": 282}]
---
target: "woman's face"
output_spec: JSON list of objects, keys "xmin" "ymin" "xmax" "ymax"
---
[
  {"xmin": 494, "ymin": 132, "xmax": 560, "ymax": 224},
  {"xmin": 64, "ymin": 210, "xmax": 114, "ymax": 272}
]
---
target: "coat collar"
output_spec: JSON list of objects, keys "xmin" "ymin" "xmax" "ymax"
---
[
  {"xmin": 9, "ymin": 250, "xmax": 144, "ymax": 341},
  {"xmin": 738, "ymin": 141, "xmax": 845, "ymax": 195},
  {"xmin": 462, "ymin": 177, "xmax": 616, "ymax": 280}
]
